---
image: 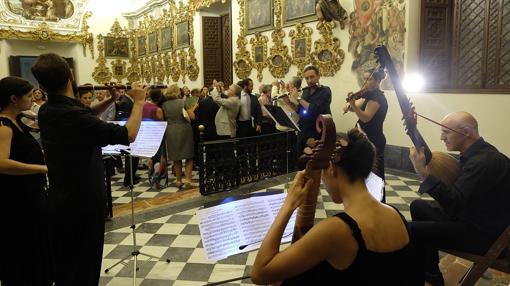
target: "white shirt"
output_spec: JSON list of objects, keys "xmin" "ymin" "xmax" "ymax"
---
[{"xmin": 238, "ymin": 91, "xmax": 251, "ymax": 121}]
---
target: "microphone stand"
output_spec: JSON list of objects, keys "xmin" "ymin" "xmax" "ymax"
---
[{"xmin": 104, "ymin": 149, "xmax": 170, "ymax": 285}]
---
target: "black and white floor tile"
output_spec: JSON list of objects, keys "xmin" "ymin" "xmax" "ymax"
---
[
  {"xmin": 109, "ymin": 170, "xmax": 200, "ymax": 206},
  {"xmin": 100, "ymin": 170, "xmax": 432, "ymax": 285}
]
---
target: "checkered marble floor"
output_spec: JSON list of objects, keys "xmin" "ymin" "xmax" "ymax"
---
[
  {"xmin": 109, "ymin": 169, "xmax": 200, "ymax": 206},
  {"xmin": 100, "ymin": 170, "xmax": 432, "ymax": 285}
]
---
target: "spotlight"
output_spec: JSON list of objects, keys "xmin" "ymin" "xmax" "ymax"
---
[{"xmin": 402, "ymin": 73, "xmax": 425, "ymax": 92}]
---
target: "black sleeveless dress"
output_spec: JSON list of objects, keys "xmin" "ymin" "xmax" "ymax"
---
[
  {"xmin": 0, "ymin": 116, "xmax": 52, "ymax": 285},
  {"xmin": 282, "ymin": 208, "xmax": 423, "ymax": 285},
  {"xmin": 358, "ymin": 89, "xmax": 387, "ymax": 180}
]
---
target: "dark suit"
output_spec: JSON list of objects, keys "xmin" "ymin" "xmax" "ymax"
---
[
  {"xmin": 236, "ymin": 92, "xmax": 262, "ymax": 138},
  {"xmin": 296, "ymin": 85, "xmax": 332, "ymax": 161},
  {"xmin": 195, "ymin": 96, "xmax": 220, "ymax": 141}
]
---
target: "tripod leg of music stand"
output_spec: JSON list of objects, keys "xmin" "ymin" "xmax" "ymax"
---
[{"xmin": 104, "ymin": 252, "xmax": 132, "ymax": 273}]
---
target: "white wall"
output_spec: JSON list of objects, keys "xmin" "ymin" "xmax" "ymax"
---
[{"xmin": 229, "ymin": 0, "xmax": 510, "ymax": 156}]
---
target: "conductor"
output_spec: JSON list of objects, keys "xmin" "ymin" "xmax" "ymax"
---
[{"xmin": 32, "ymin": 53, "xmax": 146, "ymax": 285}]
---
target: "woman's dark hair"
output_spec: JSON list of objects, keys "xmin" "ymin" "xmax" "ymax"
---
[
  {"xmin": 149, "ymin": 88, "xmax": 164, "ymax": 106},
  {"xmin": 0, "ymin": 76, "xmax": 34, "ymax": 109},
  {"xmin": 335, "ymin": 128, "xmax": 376, "ymax": 182}
]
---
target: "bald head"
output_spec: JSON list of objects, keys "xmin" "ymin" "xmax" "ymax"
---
[
  {"xmin": 440, "ymin": 111, "xmax": 480, "ymax": 152},
  {"xmin": 442, "ymin": 111, "xmax": 479, "ymax": 134}
]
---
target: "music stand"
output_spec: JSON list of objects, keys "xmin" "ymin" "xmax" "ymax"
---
[
  {"xmin": 262, "ymin": 105, "xmax": 299, "ymax": 181},
  {"xmin": 102, "ymin": 121, "xmax": 169, "ymax": 286}
]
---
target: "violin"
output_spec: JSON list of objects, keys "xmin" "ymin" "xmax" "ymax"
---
[{"xmin": 345, "ymin": 88, "xmax": 368, "ymax": 102}]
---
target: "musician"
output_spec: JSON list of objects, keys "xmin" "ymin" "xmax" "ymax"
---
[
  {"xmin": 251, "ymin": 129, "xmax": 422, "ymax": 285},
  {"xmin": 31, "ymin": 53, "xmax": 146, "ymax": 285},
  {"xmin": 295, "ymin": 66, "xmax": 332, "ymax": 161},
  {"xmin": 271, "ymin": 77, "xmax": 300, "ymax": 125},
  {"xmin": 0, "ymin": 77, "xmax": 51, "ymax": 285},
  {"xmin": 344, "ymin": 69, "xmax": 388, "ymax": 190},
  {"xmin": 408, "ymin": 111, "xmax": 510, "ymax": 286}
]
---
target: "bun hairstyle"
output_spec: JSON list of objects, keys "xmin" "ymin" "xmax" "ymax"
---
[
  {"xmin": 333, "ymin": 128, "xmax": 376, "ymax": 182},
  {"xmin": 0, "ymin": 76, "xmax": 34, "ymax": 109}
]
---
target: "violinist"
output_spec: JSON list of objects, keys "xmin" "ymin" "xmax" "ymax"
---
[{"xmin": 344, "ymin": 68, "xmax": 388, "ymax": 199}]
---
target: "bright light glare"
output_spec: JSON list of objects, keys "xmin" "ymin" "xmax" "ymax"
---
[{"xmin": 402, "ymin": 73, "xmax": 425, "ymax": 92}]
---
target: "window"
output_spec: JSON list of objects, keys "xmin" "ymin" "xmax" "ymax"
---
[{"xmin": 420, "ymin": 0, "xmax": 510, "ymax": 92}]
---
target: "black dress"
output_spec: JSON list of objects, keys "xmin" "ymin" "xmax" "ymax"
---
[
  {"xmin": 0, "ymin": 116, "xmax": 51, "ymax": 285},
  {"xmin": 358, "ymin": 89, "xmax": 387, "ymax": 180},
  {"xmin": 282, "ymin": 209, "xmax": 424, "ymax": 285}
]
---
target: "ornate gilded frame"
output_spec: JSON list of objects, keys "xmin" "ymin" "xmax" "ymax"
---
[
  {"xmin": 104, "ymin": 19, "xmax": 129, "ymax": 59},
  {"xmin": 267, "ymin": 0, "xmax": 291, "ymax": 78},
  {"xmin": 126, "ymin": 34, "xmax": 141, "ymax": 82},
  {"xmin": 0, "ymin": 12, "xmax": 94, "ymax": 57},
  {"xmin": 159, "ymin": 9, "xmax": 174, "ymax": 52},
  {"xmin": 234, "ymin": 0, "xmax": 253, "ymax": 79},
  {"xmin": 173, "ymin": 2, "xmax": 192, "ymax": 49},
  {"xmin": 282, "ymin": 0, "xmax": 317, "ymax": 27},
  {"xmin": 244, "ymin": 0, "xmax": 274, "ymax": 34},
  {"xmin": 178, "ymin": 49, "xmax": 188, "ymax": 83},
  {"xmin": 250, "ymin": 32, "xmax": 268, "ymax": 82},
  {"xmin": 92, "ymin": 34, "xmax": 112, "ymax": 84},
  {"xmin": 289, "ymin": 23, "xmax": 313, "ymax": 77},
  {"xmin": 311, "ymin": 21, "xmax": 345, "ymax": 77},
  {"xmin": 169, "ymin": 51, "xmax": 181, "ymax": 82},
  {"xmin": 111, "ymin": 59, "xmax": 127, "ymax": 82}
]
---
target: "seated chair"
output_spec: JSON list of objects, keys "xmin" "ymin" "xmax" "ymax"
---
[{"xmin": 442, "ymin": 224, "xmax": 510, "ymax": 285}]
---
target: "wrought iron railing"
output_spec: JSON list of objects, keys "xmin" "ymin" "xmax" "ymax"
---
[{"xmin": 198, "ymin": 131, "xmax": 297, "ymax": 195}]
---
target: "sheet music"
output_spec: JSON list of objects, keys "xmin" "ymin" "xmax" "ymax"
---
[
  {"xmin": 365, "ymin": 172, "xmax": 384, "ymax": 201},
  {"xmin": 101, "ymin": 121, "xmax": 167, "ymax": 158},
  {"xmin": 197, "ymin": 193, "xmax": 297, "ymax": 261}
]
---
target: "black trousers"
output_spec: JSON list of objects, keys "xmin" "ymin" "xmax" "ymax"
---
[
  {"xmin": 408, "ymin": 199, "xmax": 498, "ymax": 274},
  {"xmin": 51, "ymin": 209, "xmax": 105, "ymax": 286},
  {"xmin": 236, "ymin": 120, "xmax": 256, "ymax": 138}
]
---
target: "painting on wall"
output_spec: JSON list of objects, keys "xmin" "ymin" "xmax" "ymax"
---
[
  {"xmin": 175, "ymin": 21, "xmax": 189, "ymax": 49},
  {"xmin": 348, "ymin": 0, "xmax": 406, "ymax": 88},
  {"xmin": 283, "ymin": 0, "xmax": 316, "ymax": 26},
  {"xmin": 148, "ymin": 32, "xmax": 158, "ymax": 54},
  {"xmin": 294, "ymin": 38, "xmax": 307, "ymax": 59},
  {"xmin": 137, "ymin": 36, "xmax": 146, "ymax": 57},
  {"xmin": 245, "ymin": 0, "xmax": 273, "ymax": 34},
  {"xmin": 4, "ymin": 0, "xmax": 75, "ymax": 21},
  {"xmin": 254, "ymin": 46, "xmax": 263, "ymax": 63},
  {"xmin": 160, "ymin": 26, "xmax": 173, "ymax": 51},
  {"xmin": 104, "ymin": 37, "xmax": 129, "ymax": 58}
]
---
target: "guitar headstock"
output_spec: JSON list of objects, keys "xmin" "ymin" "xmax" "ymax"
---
[{"xmin": 299, "ymin": 115, "xmax": 337, "ymax": 177}]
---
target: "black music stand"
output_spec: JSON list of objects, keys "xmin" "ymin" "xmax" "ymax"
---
[
  {"xmin": 104, "ymin": 150, "xmax": 170, "ymax": 282},
  {"xmin": 101, "ymin": 121, "xmax": 169, "ymax": 285},
  {"xmin": 262, "ymin": 105, "xmax": 299, "ymax": 181},
  {"xmin": 262, "ymin": 105, "xmax": 300, "ymax": 132}
]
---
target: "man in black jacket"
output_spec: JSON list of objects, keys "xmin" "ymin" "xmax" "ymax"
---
[
  {"xmin": 32, "ymin": 53, "xmax": 146, "ymax": 285},
  {"xmin": 293, "ymin": 66, "xmax": 331, "ymax": 159},
  {"xmin": 195, "ymin": 86, "xmax": 220, "ymax": 141},
  {"xmin": 409, "ymin": 111, "xmax": 510, "ymax": 286},
  {"xmin": 236, "ymin": 78, "xmax": 262, "ymax": 138}
]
